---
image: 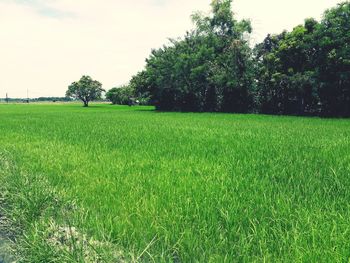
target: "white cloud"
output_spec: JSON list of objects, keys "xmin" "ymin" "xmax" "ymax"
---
[{"xmin": 0, "ymin": 0, "xmax": 344, "ymax": 98}]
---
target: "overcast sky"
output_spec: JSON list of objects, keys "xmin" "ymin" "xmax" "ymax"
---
[{"xmin": 0, "ymin": 0, "xmax": 343, "ymax": 98}]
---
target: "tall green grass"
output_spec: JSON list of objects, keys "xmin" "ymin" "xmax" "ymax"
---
[{"xmin": 1, "ymin": 103, "xmax": 350, "ymax": 262}]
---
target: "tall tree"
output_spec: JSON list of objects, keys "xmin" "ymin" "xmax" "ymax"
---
[
  {"xmin": 315, "ymin": 2, "xmax": 350, "ymax": 116},
  {"xmin": 136, "ymin": 0, "xmax": 253, "ymax": 112}
]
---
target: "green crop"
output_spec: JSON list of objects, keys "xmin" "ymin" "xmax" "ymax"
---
[{"xmin": 1, "ymin": 103, "xmax": 350, "ymax": 262}]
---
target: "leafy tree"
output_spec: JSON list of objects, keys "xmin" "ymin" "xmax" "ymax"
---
[
  {"xmin": 136, "ymin": 0, "xmax": 254, "ymax": 112},
  {"xmin": 254, "ymin": 20, "xmax": 318, "ymax": 115},
  {"xmin": 129, "ymin": 70, "xmax": 153, "ymax": 105},
  {"xmin": 66, "ymin": 76, "xmax": 104, "ymax": 107},
  {"xmin": 254, "ymin": 2, "xmax": 349, "ymax": 117},
  {"xmin": 131, "ymin": 1, "xmax": 349, "ymax": 116},
  {"xmin": 106, "ymin": 85, "xmax": 135, "ymax": 105},
  {"xmin": 315, "ymin": 2, "xmax": 350, "ymax": 116}
]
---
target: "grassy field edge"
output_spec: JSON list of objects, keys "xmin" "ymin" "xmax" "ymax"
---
[{"xmin": 0, "ymin": 150, "xmax": 127, "ymax": 262}]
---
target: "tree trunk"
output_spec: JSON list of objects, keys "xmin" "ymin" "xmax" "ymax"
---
[{"xmin": 83, "ymin": 101, "xmax": 89, "ymax": 107}]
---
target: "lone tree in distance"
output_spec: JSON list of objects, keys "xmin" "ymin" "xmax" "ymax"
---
[{"xmin": 66, "ymin": 75, "xmax": 105, "ymax": 107}]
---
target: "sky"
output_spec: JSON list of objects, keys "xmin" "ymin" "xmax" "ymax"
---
[{"xmin": 0, "ymin": 0, "xmax": 344, "ymax": 98}]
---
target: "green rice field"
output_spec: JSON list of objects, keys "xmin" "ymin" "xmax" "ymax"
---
[{"xmin": 1, "ymin": 103, "xmax": 350, "ymax": 262}]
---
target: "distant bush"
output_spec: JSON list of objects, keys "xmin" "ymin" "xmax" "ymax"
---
[{"xmin": 106, "ymin": 85, "xmax": 134, "ymax": 105}]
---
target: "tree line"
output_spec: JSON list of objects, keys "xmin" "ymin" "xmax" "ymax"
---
[
  {"xmin": 0, "ymin": 97, "xmax": 72, "ymax": 103},
  {"xmin": 254, "ymin": 2, "xmax": 350, "ymax": 117},
  {"xmin": 67, "ymin": 0, "xmax": 349, "ymax": 117}
]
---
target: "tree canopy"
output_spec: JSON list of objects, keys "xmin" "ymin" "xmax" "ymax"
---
[
  {"xmin": 130, "ymin": 0, "xmax": 254, "ymax": 112},
  {"xmin": 255, "ymin": 2, "xmax": 350, "ymax": 116},
  {"xmin": 106, "ymin": 85, "xmax": 134, "ymax": 105},
  {"xmin": 66, "ymin": 76, "xmax": 105, "ymax": 107},
  {"xmin": 118, "ymin": 0, "xmax": 350, "ymax": 117}
]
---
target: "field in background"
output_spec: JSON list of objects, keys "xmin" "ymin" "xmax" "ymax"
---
[{"xmin": 1, "ymin": 103, "xmax": 350, "ymax": 261}]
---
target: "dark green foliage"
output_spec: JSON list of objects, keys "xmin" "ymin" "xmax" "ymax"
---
[
  {"xmin": 134, "ymin": 0, "xmax": 254, "ymax": 112},
  {"xmin": 316, "ymin": 2, "xmax": 350, "ymax": 116},
  {"xmin": 255, "ymin": 2, "xmax": 350, "ymax": 117},
  {"xmin": 129, "ymin": 71, "xmax": 152, "ymax": 105},
  {"xmin": 133, "ymin": 1, "xmax": 349, "ymax": 117},
  {"xmin": 106, "ymin": 85, "xmax": 134, "ymax": 105}
]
